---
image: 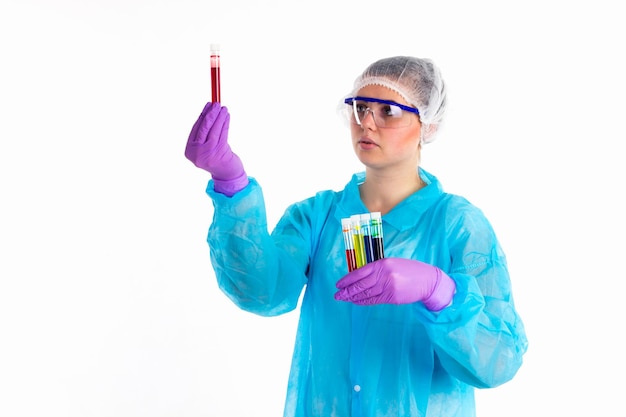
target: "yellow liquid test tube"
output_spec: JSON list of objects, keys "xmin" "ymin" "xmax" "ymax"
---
[{"xmin": 351, "ymin": 215, "xmax": 367, "ymax": 268}]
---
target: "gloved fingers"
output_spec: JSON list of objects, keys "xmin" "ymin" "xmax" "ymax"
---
[
  {"xmin": 335, "ymin": 283, "xmax": 387, "ymax": 304},
  {"xmin": 198, "ymin": 106, "xmax": 229, "ymax": 151},
  {"xmin": 335, "ymin": 286, "xmax": 382, "ymax": 303},
  {"xmin": 190, "ymin": 102, "xmax": 224, "ymax": 145},
  {"xmin": 189, "ymin": 101, "xmax": 219, "ymax": 143},
  {"xmin": 185, "ymin": 106, "xmax": 230, "ymax": 168},
  {"xmin": 215, "ymin": 107, "xmax": 230, "ymax": 147},
  {"xmin": 335, "ymin": 261, "xmax": 377, "ymax": 288},
  {"xmin": 335, "ymin": 268, "xmax": 382, "ymax": 302},
  {"xmin": 188, "ymin": 102, "xmax": 218, "ymax": 144}
]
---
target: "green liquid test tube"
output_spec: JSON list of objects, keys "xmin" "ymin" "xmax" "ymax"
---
[{"xmin": 371, "ymin": 211, "xmax": 385, "ymax": 261}]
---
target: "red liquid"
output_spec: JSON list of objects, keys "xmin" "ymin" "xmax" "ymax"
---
[
  {"xmin": 211, "ymin": 65, "xmax": 221, "ymax": 102},
  {"xmin": 345, "ymin": 249, "xmax": 357, "ymax": 272}
]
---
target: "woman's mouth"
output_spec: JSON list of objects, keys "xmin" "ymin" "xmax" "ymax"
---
[{"xmin": 358, "ymin": 138, "xmax": 378, "ymax": 148}]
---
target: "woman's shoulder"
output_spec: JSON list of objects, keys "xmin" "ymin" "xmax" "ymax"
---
[
  {"xmin": 422, "ymin": 170, "xmax": 485, "ymax": 217},
  {"xmin": 434, "ymin": 192, "xmax": 498, "ymax": 241},
  {"xmin": 437, "ymin": 191, "xmax": 487, "ymax": 216}
]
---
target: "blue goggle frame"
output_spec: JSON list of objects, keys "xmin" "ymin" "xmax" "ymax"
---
[{"xmin": 344, "ymin": 96, "xmax": 420, "ymax": 116}]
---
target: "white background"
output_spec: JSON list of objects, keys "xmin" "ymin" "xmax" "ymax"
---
[{"xmin": 1, "ymin": 1, "xmax": 624, "ymax": 416}]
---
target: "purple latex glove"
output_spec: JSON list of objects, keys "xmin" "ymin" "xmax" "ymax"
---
[
  {"xmin": 185, "ymin": 102, "xmax": 248, "ymax": 196},
  {"xmin": 335, "ymin": 257, "xmax": 456, "ymax": 311}
]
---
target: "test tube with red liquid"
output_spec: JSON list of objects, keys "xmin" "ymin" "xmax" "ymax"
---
[
  {"xmin": 210, "ymin": 44, "xmax": 221, "ymax": 102},
  {"xmin": 342, "ymin": 218, "xmax": 357, "ymax": 272}
]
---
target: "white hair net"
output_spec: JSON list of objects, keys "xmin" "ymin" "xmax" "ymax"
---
[{"xmin": 345, "ymin": 56, "xmax": 447, "ymax": 144}]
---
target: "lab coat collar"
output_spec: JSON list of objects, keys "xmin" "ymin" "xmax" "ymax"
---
[{"xmin": 335, "ymin": 168, "xmax": 445, "ymax": 232}]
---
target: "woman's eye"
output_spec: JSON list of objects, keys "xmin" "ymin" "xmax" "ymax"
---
[{"xmin": 384, "ymin": 105, "xmax": 402, "ymax": 118}]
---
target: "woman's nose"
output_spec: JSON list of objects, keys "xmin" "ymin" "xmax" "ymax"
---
[{"xmin": 360, "ymin": 108, "xmax": 377, "ymax": 128}]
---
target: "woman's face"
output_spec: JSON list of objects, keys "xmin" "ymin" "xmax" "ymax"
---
[{"xmin": 349, "ymin": 84, "xmax": 422, "ymax": 171}]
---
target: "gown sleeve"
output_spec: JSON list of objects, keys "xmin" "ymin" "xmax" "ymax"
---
[
  {"xmin": 206, "ymin": 178, "xmax": 309, "ymax": 317},
  {"xmin": 417, "ymin": 199, "xmax": 529, "ymax": 389}
]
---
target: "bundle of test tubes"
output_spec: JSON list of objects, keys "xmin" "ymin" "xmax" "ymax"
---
[{"xmin": 341, "ymin": 212, "xmax": 385, "ymax": 272}]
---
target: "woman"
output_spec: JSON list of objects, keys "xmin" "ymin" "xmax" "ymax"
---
[{"xmin": 185, "ymin": 56, "xmax": 528, "ymax": 417}]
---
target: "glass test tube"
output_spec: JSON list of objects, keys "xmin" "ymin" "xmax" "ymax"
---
[
  {"xmin": 360, "ymin": 213, "xmax": 375, "ymax": 264},
  {"xmin": 370, "ymin": 212, "xmax": 385, "ymax": 261},
  {"xmin": 351, "ymin": 215, "xmax": 367, "ymax": 268},
  {"xmin": 342, "ymin": 218, "xmax": 357, "ymax": 272},
  {"xmin": 210, "ymin": 44, "xmax": 221, "ymax": 102}
]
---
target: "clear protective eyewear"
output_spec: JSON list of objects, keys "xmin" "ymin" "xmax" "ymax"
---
[{"xmin": 344, "ymin": 96, "xmax": 420, "ymax": 128}]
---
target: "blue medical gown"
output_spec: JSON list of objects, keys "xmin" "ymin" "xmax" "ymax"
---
[{"xmin": 206, "ymin": 168, "xmax": 528, "ymax": 417}]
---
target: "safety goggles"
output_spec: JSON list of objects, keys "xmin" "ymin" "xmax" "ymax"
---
[{"xmin": 344, "ymin": 96, "xmax": 420, "ymax": 128}]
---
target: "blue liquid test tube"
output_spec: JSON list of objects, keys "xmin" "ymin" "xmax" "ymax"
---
[{"xmin": 360, "ymin": 213, "xmax": 375, "ymax": 264}]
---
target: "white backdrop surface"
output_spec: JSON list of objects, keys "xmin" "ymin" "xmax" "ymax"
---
[{"xmin": 1, "ymin": 1, "xmax": 624, "ymax": 416}]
